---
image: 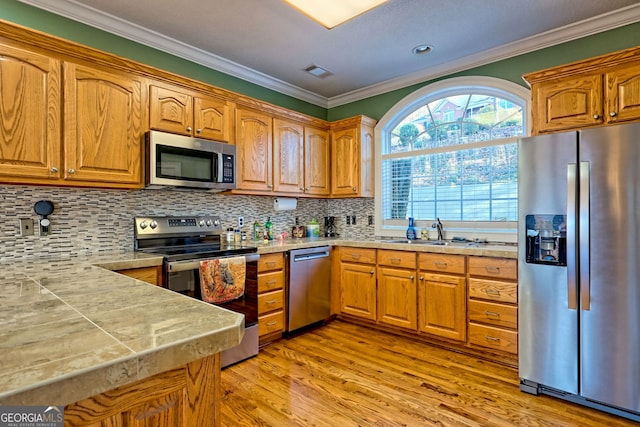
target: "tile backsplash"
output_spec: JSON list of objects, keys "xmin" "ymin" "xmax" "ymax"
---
[{"xmin": 0, "ymin": 186, "xmax": 375, "ymax": 261}]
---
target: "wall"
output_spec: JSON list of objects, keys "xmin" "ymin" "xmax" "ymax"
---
[{"xmin": 0, "ymin": 185, "xmax": 377, "ymax": 261}]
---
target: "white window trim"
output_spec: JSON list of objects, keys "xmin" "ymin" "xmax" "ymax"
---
[{"xmin": 374, "ymin": 76, "xmax": 531, "ymax": 243}]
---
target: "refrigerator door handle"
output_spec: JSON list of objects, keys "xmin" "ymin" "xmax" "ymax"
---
[
  {"xmin": 579, "ymin": 161, "xmax": 591, "ymax": 311},
  {"xmin": 567, "ymin": 163, "xmax": 578, "ymax": 310}
]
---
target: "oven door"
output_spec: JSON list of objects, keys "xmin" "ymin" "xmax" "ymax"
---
[{"xmin": 164, "ymin": 253, "xmax": 259, "ymax": 327}]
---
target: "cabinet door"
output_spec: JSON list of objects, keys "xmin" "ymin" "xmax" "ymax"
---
[
  {"xmin": 149, "ymin": 84, "xmax": 193, "ymax": 136},
  {"xmin": 377, "ymin": 267, "xmax": 417, "ymax": 330},
  {"xmin": 331, "ymin": 127, "xmax": 360, "ymax": 196},
  {"xmin": 0, "ymin": 44, "xmax": 61, "ymax": 181},
  {"xmin": 359, "ymin": 123, "xmax": 374, "ymax": 197},
  {"xmin": 304, "ymin": 126, "xmax": 330, "ymax": 196},
  {"xmin": 418, "ymin": 273, "xmax": 466, "ymax": 341},
  {"xmin": 340, "ymin": 262, "xmax": 376, "ymax": 320},
  {"xmin": 533, "ymin": 73, "xmax": 603, "ymax": 133},
  {"xmin": 194, "ymin": 95, "xmax": 231, "ymax": 141},
  {"xmin": 606, "ymin": 64, "xmax": 640, "ymax": 124},
  {"xmin": 235, "ymin": 107, "xmax": 273, "ymax": 191},
  {"xmin": 63, "ymin": 63, "xmax": 142, "ymax": 185},
  {"xmin": 273, "ymin": 118, "xmax": 304, "ymax": 194}
]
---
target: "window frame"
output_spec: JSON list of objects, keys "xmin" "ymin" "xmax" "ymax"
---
[{"xmin": 374, "ymin": 76, "xmax": 531, "ymax": 242}]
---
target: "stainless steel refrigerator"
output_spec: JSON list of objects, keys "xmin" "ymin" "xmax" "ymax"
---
[{"xmin": 518, "ymin": 122, "xmax": 640, "ymax": 421}]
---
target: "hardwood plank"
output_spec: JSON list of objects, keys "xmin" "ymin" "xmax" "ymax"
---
[{"xmin": 221, "ymin": 321, "xmax": 636, "ymax": 426}]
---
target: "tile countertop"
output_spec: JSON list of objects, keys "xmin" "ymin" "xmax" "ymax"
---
[{"xmin": 0, "ymin": 252, "xmax": 244, "ymax": 406}]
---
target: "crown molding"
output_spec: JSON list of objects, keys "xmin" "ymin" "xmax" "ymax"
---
[
  {"xmin": 327, "ymin": 3, "xmax": 640, "ymax": 108},
  {"xmin": 18, "ymin": 1, "xmax": 640, "ymax": 110}
]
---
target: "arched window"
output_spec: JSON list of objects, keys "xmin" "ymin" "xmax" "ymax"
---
[{"xmin": 374, "ymin": 76, "xmax": 530, "ymax": 241}]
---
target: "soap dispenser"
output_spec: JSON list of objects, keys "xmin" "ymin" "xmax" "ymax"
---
[{"xmin": 406, "ymin": 217, "xmax": 417, "ymax": 240}]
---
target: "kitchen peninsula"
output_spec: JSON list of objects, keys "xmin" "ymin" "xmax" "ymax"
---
[{"xmin": 0, "ymin": 252, "xmax": 243, "ymax": 426}]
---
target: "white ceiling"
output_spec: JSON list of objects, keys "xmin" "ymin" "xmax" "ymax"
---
[{"xmin": 19, "ymin": 0, "xmax": 640, "ymax": 108}]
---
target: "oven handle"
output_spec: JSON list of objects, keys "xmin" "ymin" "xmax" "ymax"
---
[{"xmin": 167, "ymin": 253, "xmax": 260, "ymax": 272}]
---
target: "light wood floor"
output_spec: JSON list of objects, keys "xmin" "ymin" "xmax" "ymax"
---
[{"xmin": 220, "ymin": 321, "xmax": 636, "ymax": 426}]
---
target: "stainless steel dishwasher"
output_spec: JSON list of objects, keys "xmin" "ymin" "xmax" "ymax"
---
[{"xmin": 287, "ymin": 246, "xmax": 331, "ymax": 333}]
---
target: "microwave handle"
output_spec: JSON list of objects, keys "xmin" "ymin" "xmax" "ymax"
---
[{"xmin": 216, "ymin": 153, "xmax": 223, "ymax": 183}]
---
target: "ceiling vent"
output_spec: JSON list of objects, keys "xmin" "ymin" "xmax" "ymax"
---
[{"xmin": 304, "ymin": 65, "xmax": 333, "ymax": 78}]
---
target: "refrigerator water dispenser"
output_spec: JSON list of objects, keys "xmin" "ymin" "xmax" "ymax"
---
[{"xmin": 525, "ymin": 214, "xmax": 567, "ymax": 266}]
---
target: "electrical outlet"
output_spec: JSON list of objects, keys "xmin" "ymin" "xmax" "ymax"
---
[
  {"xmin": 19, "ymin": 218, "xmax": 34, "ymax": 236},
  {"xmin": 368, "ymin": 215, "xmax": 374, "ymax": 226},
  {"xmin": 351, "ymin": 215, "xmax": 356, "ymax": 225},
  {"xmin": 238, "ymin": 216, "xmax": 244, "ymax": 228},
  {"xmin": 346, "ymin": 215, "xmax": 351, "ymax": 225}
]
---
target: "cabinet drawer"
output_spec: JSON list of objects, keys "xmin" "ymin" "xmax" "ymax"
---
[
  {"xmin": 468, "ymin": 257, "xmax": 517, "ymax": 280},
  {"xmin": 339, "ymin": 247, "xmax": 376, "ymax": 264},
  {"xmin": 468, "ymin": 323, "xmax": 517, "ymax": 354},
  {"xmin": 377, "ymin": 250, "xmax": 416, "ymax": 269},
  {"xmin": 468, "ymin": 278, "xmax": 517, "ymax": 304},
  {"xmin": 258, "ymin": 252, "xmax": 285, "ymax": 272},
  {"xmin": 116, "ymin": 266, "xmax": 161, "ymax": 286},
  {"xmin": 418, "ymin": 253, "xmax": 465, "ymax": 275},
  {"xmin": 258, "ymin": 289, "xmax": 284, "ymax": 314},
  {"xmin": 468, "ymin": 300, "xmax": 517, "ymax": 329},
  {"xmin": 258, "ymin": 271, "xmax": 284, "ymax": 292},
  {"xmin": 259, "ymin": 311, "xmax": 284, "ymax": 336}
]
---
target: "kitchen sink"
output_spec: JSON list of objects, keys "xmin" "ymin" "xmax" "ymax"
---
[{"xmin": 381, "ymin": 239, "xmax": 484, "ymax": 247}]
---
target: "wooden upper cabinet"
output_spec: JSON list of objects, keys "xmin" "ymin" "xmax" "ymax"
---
[
  {"xmin": 273, "ymin": 118, "xmax": 304, "ymax": 193},
  {"xmin": 304, "ymin": 126, "xmax": 330, "ymax": 196},
  {"xmin": 235, "ymin": 107, "xmax": 273, "ymax": 191},
  {"xmin": 150, "ymin": 83, "xmax": 232, "ymax": 142},
  {"xmin": 63, "ymin": 62, "xmax": 143, "ymax": 186},
  {"xmin": 0, "ymin": 43, "xmax": 62, "ymax": 182},
  {"xmin": 331, "ymin": 116, "xmax": 375, "ymax": 197},
  {"xmin": 606, "ymin": 63, "xmax": 640, "ymax": 124},
  {"xmin": 524, "ymin": 46, "xmax": 640, "ymax": 134}
]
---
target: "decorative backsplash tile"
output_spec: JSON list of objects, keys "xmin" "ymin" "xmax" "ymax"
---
[{"xmin": 0, "ymin": 186, "xmax": 375, "ymax": 261}]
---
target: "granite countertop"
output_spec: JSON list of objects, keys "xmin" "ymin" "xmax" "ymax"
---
[
  {"xmin": 255, "ymin": 237, "xmax": 518, "ymax": 259},
  {"xmin": 0, "ymin": 252, "xmax": 244, "ymax": 406}
]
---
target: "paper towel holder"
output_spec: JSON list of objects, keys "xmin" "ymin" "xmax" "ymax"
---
[{"xmin": 274, "ymin": 197, "xmax": 297, "ymax": 211}]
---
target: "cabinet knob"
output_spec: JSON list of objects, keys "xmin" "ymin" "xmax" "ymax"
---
[
  {"xmin": 410, "ymin": 275, "xmax": 415, "ymax": 280},
  {"xmin": 196, "ymin": 128, "xmax": 202, "ymax": 133},
  {"xmin": 50, "ymin": 167, "xmax": 58, "ymax": 173},
  {"xmin": 593, "ymin": 114, "xmax": 600, "ymax": 119},
  {"xmin": 419, "ymin": 275, "xmax": 424, "ymax": 281},
  {"xmin": 352, "ymin": 187, "xmax": 357, "ymax": 192},
  {"xmin": 68, "ymin": 168, "xmax": 75, "ymax": 174},
  {"xmin": 306, "ymin": 187, "xmax": 310, "ymax": 191},
  {"xmin": 300, "ymin": 187, "xmax": 305, "ymax": 191},
  {"xmin": 186, "ymin": 127, "xmax": 193, "ymax": 132},
  {"xmin": 268, "ymin": 184, "xmax": 274, "ymax": 189},
  {"xmin": 609, "ymin": 111, "xmax": 617, "ymax": 117},
  {"xmin": 369, "ymin": 270, "xmax": 375, "ymax": 275}
]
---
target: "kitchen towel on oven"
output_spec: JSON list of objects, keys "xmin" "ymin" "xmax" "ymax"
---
[{"xmin": 199, "ymin": 256, "xmax": 246, "ymax": 303}]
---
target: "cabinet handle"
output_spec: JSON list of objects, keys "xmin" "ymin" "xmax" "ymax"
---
[
  {"xmin": 485, "ymin": 336, "xmax": 501, "ymax": 342},
  {"xmin": 186, "ymin": 126, "xmax": 193, "ymax": 132},
  {"xmin": 435, "ymin": 261, "xmax": 448, "ymax": 268},
  {"xmin": 267, "ymin": 321, "xmax": 278, "ymax": 327},
  {"xmin": 485, "ymin": 289, "xmax": 501, "ymax": 296},
  {"xmin": 266, "ymin": 300, "xmax": 277, "ymax": 305},
  {"xmin": 485, "ymin": 311, "xmax": 501, "ymax": 318},
  {"xmin": 50, "ymin": 167, "xmax": 58, "ymax": 173},
  {"xmin": 196, "ymin": 128, "xmax": 202, "ymax": 133},
  {"xmin": 350, "ymin": 253, "xmax": 361, "ymax": 259},
  {"xmin": 390, "ymin": 257, "xmax": 402, "ymax": 263},
  {"xmin": 68, "ymin": 168, "xmax": 75, "ymax": 174},
  {"xmin": 609, "ymin": 111, "xmax": 617, "ymax": 117},
  {"xmin": 593, "ymin": 114, "xmax": 600, "ymax": 119},
  {"xmin": 485, "ymin": 266, "xmax": 500, "ymax": 274},
  {"xmin": 266, "ymin": 262, "xmax": 276, "ymax": 267},
  {"xmin": 266, "ymin": 280, "xmax": 277, "ymax": 285}
]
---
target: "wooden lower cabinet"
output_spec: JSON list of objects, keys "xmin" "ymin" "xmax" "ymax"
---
[
  {"xmin": 64, "ymin": 354, "xmax": 220, "ymax": 427},
  {"xmin": 116, "ymin": 266, "xmax": 162, "ymax": 286},
  {"xmin": 257, "ymin": 253, "xmax": 285, "ymax": 344},
  {"xmin": 418, "ymin": 253, "xmax": 467, "ymax": 342},
  {"xmin": 467, "ymin": 256, "xmax": 518, "ymax": 355},
  {"xmin": 339, "ymin": 247, "xmax": 377, "ymax": 321},
  {"xmin": 377, "ymin": 267, "xmax": 416, "ymax": 330}
]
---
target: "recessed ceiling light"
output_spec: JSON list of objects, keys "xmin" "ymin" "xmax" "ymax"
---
[
  {"xmin": 304, "ymin": 65, "xmax": 332, "ymax": 78},
  {"xmin": 412, "ymin": 44, "xmax": 433, "ymax": 55},
  {"xmin": 284, "ymin": 0, "xmax": 388, "ymax": 29}
]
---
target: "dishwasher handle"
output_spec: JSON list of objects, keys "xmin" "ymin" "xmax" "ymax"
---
[{"xmin": 292, "ymin": 249, "xmax": 330, "ymax": 262}]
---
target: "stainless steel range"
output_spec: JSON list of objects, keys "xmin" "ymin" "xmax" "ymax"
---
[{"xmin": 134, "ymin": 215, "xmax": 259, "ymax": 368}]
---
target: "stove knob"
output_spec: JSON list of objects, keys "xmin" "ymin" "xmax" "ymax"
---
[
  {"xmin": 213, "ymin": 219, "xmax": 220, "ymax": 226},
  {"xmin": 199, "ymin": 220, "xmax": 205, "ymax": 227},
  {"xmin": 206, "ymin": 219, "xmax": 213, "ymax": 227},
  {"xmin": 149, "ymin": 220, "xmax": 158, "ymax": 229},
  {"xmin": 139, "ymin": 221, "xmax": 148, "ymax": 229}
]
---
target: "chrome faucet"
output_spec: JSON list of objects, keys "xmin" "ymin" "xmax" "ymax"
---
[{"xmin": 432, "ymin": 218, "xmax": 444, "ymax": 241}]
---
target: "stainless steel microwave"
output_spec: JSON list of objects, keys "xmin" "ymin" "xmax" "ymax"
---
[{"xmin": 145, "ymin": 130, "xmax": 236, "ymax": 191}]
